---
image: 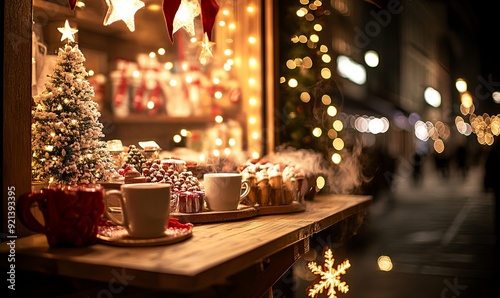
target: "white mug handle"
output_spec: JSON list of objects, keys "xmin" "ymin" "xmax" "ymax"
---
[
  {"xmin": 104, "ymin": 190, "xmax": 127, "ymax": 227},
  {"xmin": 240, "ymin": 181, "xmax": 250, "ymax": 199}
]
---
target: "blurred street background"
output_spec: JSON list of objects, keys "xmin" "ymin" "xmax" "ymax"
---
[{"xmin": 282, "ymin": 156, "xmax": 499, "ymax": 298}]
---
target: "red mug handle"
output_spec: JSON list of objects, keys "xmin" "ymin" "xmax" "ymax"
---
[{"xmin": 17, "ymin": 192, "xmax": 48, "ymax": 234}]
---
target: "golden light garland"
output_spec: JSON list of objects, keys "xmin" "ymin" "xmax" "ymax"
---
[{"xmin": 469, "ymin": 113, "xmax": 500, "ymax": 145}]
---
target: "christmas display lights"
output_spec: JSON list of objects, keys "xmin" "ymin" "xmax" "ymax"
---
[
  {"xmin": 103, "ymin": 0, "xmax": 145, "ymax": 32},
  {"xmin": 280, "ymin": 0, "xmax": 348, "ymax": 167}
]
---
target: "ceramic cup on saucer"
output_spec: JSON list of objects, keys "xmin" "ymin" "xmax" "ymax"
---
[
  {"xmin": 104, "ymin": 183, "xmax": 171, "ymax": 238},
  {"xmin": 203, "ymin": 173, "xmax": 250, "ymax": 211}
]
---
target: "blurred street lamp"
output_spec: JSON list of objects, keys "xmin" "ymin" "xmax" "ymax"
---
[{"xmin": 424, "ymin": 87, "xmax": 441, "ymax": 107}]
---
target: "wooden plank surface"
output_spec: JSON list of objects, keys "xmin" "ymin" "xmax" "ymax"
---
[{"xmin": 1, "ymin": 194, "xmax": 371, "ymax": 292}]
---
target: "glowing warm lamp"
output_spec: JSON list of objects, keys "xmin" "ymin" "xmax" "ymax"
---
[{"xmin": 103, "ymin": 0, "xmax": 145, "ymax": 32}]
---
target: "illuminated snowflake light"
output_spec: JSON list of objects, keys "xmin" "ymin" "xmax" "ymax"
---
[{"xmin": 307, "ymin": 247, "xmax": 351, "ymax": 298}]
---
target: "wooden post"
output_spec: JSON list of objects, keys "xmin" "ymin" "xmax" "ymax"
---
[{"xmin": 3, "ymin": 0, "xmax": 33, "ymax": 238}]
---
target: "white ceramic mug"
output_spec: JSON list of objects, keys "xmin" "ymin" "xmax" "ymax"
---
[
  {"xmin": 104, "ymin": 183, "xmax": 171, "ymax": 238},
  {"xmin": 203, "ymin": 173, "xmax": 250, "ymax": 211}
]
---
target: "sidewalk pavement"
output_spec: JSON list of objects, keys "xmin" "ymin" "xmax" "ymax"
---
[{"xmin": 342, "ymin": 165, "xmax": 499, "ymax": 298}]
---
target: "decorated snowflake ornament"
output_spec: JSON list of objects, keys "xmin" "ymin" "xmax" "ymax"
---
[{"xmin": 307, "ymin": 247, "xmax": 351, "ymax": 298}]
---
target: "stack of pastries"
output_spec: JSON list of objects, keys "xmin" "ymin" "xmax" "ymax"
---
[{"xmin": 240, "ymin": 161, "xmax": 306, "ymax": 206}]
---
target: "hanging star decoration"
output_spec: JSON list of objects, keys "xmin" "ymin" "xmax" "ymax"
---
[
  {"xmin": 197, "ymin": 32, "xmax": 216, "ymax": 63},
  {"xmin": 58, "ymin": 20, "xmax": 78, "ymax": 43},
  {"xmin": 172, "ymin": 0, "xmax": 201, "ymax": 37},
  {"xmin": 162, "ymin": 0, "xmax": 219, "ymax": 42},
  {"xmin": 103, "ymin": 0, "xmax": 145, "ymax": 32},
  {"xmin": 307, "ymin": 247, "xmax": 351, "ymax": 298}
]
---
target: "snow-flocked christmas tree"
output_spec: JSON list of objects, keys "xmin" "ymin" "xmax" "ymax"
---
[{"xmin": 31, "ymin": 27, "xmax": 115, "ymax": 185}]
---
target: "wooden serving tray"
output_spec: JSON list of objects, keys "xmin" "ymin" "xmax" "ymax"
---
[
  {"xmin": 171, "ymin": 202, "xmax": 306, "ymax": 224},
  {"xmin": 171, "ymin": 204, "xmax": 258, "ymax": 224}
]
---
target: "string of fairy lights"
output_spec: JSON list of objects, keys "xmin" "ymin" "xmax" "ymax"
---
[{"xmin": 281, "ymin": 0, "xmax": 500, "ymax": 162}]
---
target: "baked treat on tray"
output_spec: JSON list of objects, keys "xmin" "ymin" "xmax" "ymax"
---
[
  {"xmin": 267, "ymin": 164, "xmax": 283, "ymax": 205},
  {"xmin": 239, "ymin": 160, "xmax": 307, "ymax": 206},
  {"xmin": 119, "ymin": 165, "xmax": 147, "ymax": 184},
  {"xmin": 241, "ymin": 165, "xmax": 259, "ymax": 206},
  {"xmin": 256, "ymin": 168, "xmax": 270, "ymax": 206}
]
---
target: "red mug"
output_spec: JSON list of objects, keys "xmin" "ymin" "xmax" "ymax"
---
[{"xmin": 17, "ymin": 184, "xmax": 105, "ymax": 247}]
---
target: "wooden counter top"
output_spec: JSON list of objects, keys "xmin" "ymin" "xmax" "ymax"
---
[{"xmin": 2, "ymin": 194, "xmax": 371, "ymax": 294}]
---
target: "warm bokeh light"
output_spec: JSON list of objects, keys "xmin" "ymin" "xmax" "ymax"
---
[
  {"xmin": 322, "ymin": 94, "xmax": 332, "ymax": 105},
  {"xmin": 327, "ymin": 106, "xmax": 337, "ymax": 117},
  {"xmin": 300, "ymin": 92, "xmax": 311, "ymax": 103},
  {"xmin": 336, "ymin": 55, "xmax": 366, "ymax": 85},
  {"xmin": 164, "ymin": 62, "xmax": 173, "ymax": 70},
  {"xmin": 288, "ymin": 78, "xmax": 298, "ymax": 88},
  {"xmin": 327, "ymin": 129, "xmax": 338, "ymax": 139},
  {"xmin": 364, "ymin": 50, "xmax": 379, "ymax": 67},
  {"xmin": 332, "ymin": 138, "xmax": 344, "ymax": 150},
  {"xmin": 316, "ymin": 176, "xmax": 325, "ymax": 190},
  {"xmin": 331, "ymin": 153, "xmax": 342, "ymax": 164},
  {"xmin": 377, "ymin": 256, "xmax": 393, "ymax": 271},
  {"xmin": 312, "ymin": 127, "xmax": 322, "ymax": 137},
  {"xmin": 424, "ymin": 87, "xmax": 441, "ymax": 107},
  {"xmin": 434, "ymin": 139, "xmax": 445, "ymax": 153},
  {"xmin": 493, "ymin": 91, "xmax": 500, "ymax": 104},
  {"xmin": 297, "ymin": 7, "xmax": 307, "ymax": 17},
  {"xmin": 333, "ymin": 120, "xmax": 343, "ymax": 131},
  {"xmin": 320, "ymin": 68, "xmax": 331, "ymax": 79},
  {"xmin": 146, "ymin": 100, "xmax": 155, "ymax": 110},
  {"xmin": 251, "ymin": 151, "xmax": 260, "ymax": 160},
  {"xmin": 461, "ymin": 92, "xmax": 473, "ymax": 108},
  {"xmin": 455, "ymin": 78, "xmax": 467, "ymax": 92},
  {"xmin": 173, "ymin": 134, "xmax": 182, "ymax": 143}
]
